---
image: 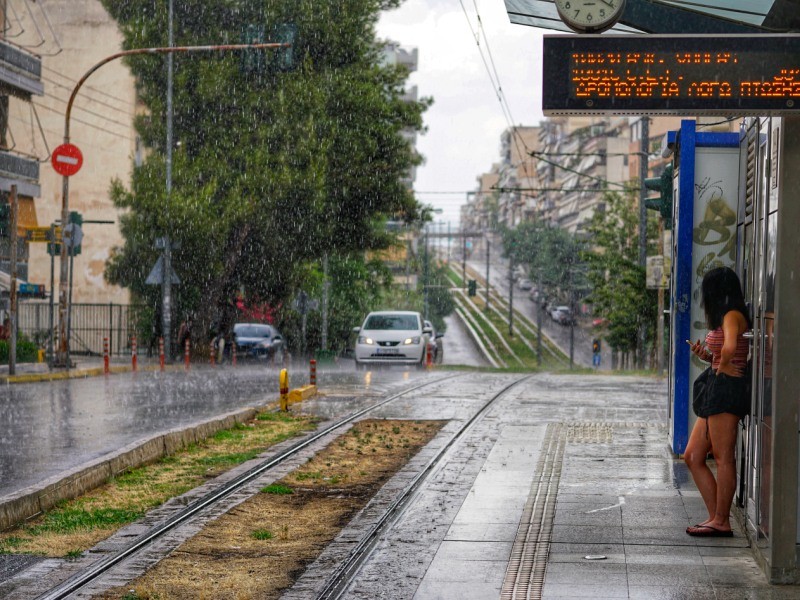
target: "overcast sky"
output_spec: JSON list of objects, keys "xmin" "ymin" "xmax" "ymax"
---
[{"xmin": 376, "ymin": 0, "xmax": 546, "ymax": 227}]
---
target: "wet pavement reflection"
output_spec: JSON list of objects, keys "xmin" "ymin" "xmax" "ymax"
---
[{"xmin": 0, "ymin": 363, "xmax": 418, "ymax": 498}]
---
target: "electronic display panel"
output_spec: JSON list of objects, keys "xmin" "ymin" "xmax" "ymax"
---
[{"xmin": 543, "ymin": 35, "xmax": 800, "ymax": 115}]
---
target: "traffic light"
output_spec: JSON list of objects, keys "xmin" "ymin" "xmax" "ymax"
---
[
  {"xmin": 592, "ymin": 338, "xmax": 601, "ymax": 354},
  {"xmin": 67, "ymin": 211, "xmax": 82, "ymax": 256},
  {"xmin": 467, "ymin": 279, "xmax": 477, "ymax": 297},
  {"xmin": 644, "ymin": 163, "xmax": 674, "ymax": 229}
]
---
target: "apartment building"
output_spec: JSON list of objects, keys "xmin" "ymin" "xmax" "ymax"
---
[{"xmin": 1, "ymin": 0, "xmax": 137, "ymax": 304}]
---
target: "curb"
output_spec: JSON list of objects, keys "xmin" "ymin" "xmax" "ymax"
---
[
  {"xmin": 288, "ymin": 384, "xmax": 317, "ymax": 405},
  {"xmin": 0, "ymin": 363, "xmax": 185, "ymax": 384},
  {"xmin": 0, "ymin": 406, "xmax": 260, "ymax": 531}
]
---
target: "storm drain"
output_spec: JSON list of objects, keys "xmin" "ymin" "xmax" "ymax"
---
[{"xmin": 500, "ymin": 422, "xmax": 566, "ymax": 600}]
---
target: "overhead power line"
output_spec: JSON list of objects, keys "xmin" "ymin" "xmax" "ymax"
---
[
  {"xmin": 531, "ymin": 154, "xmax": 629, "ymax": 189},
  {"xmin": 458, "ymin": 0, "xmax": 538, "ymax": 187}
]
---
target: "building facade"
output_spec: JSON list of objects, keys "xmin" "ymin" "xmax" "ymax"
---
[{"xmin": 2, "ymin": 0, "xmax": 137, "ymax": 304}]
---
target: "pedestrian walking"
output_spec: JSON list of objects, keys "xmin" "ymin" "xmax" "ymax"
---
[
  {"xmin": 176, "ymin": 316, "xmax": 192, "ymax": 360},
  {"xmin": 684, "ymin": 266, "xmax": 751, "ymax": 538}
]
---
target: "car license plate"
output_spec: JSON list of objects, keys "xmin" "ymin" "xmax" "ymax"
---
[{"xmin": 376, "ymin": 348, "xmax": 399, "ymax": 355}]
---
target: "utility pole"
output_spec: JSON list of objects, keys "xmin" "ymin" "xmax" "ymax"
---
[
  {"xmin": 447, "ymin": 222, "xmax": 451, "ymax": 262},
  {"xmin": 484, "ymin": 239, "xmax": 490, "ymax": 311},
  {"xmin": 321, "ymin": 253, "xmax": 329, "ymax": 351},
  {"xmin": 423, "ymin": 226, "xmax": 429, "ymax": 320},
  {"xmin": 638, "ymin": 117, "xmax": 650, "ymax": 370},
  {"xmin": 462, "ymin": 233, "xmax": 467, "ymax": 290},
  {"xmin": 162, "ymin": 0, "xmax": 175, "ymax": 363},
  {"xmin": 508, "ymin": 254, "xmax": 514, "ymax": 337},
  {"xmin": 536, "ymin": 268, "xmax": 543, "ymax": 366},
  {"xmin": 8, "ymin": 185, "xmax": 16, "ymax": 375}
]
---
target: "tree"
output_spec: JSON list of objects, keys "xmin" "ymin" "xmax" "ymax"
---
[
  {"xmin": 102, "ymin": 0, "xmax": 430, "ymax": 339},
  {"xmin": 501, "ymin": 222, "xmax": 586, "ymax": 305},
  {"xmin": 583, "ymin": 189, "xmax": 657, "ymax": 365}
]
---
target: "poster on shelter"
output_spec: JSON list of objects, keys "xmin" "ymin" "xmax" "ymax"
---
[{"xmin": 689, "ymin": 147, "xmax": 740, "ymax": 383}]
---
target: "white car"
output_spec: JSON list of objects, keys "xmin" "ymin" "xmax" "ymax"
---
[{"xmin": 353, "ymin": 311, "xmax": 431, "ymax": 369}]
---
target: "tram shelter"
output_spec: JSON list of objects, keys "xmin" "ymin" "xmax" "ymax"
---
[{"xmin": 506, "ymin": 0, "xmax": 800, "ymax": 584}]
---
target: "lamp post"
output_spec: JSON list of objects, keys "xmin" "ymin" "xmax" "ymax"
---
[{"xmin": 53, "ymin": 40, "xmax": 291, "ymax": 367}]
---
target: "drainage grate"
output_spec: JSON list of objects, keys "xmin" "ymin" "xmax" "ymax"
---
[{"xmin": 500, "ymin": 423, "xmax": 566, "ymax": 600}]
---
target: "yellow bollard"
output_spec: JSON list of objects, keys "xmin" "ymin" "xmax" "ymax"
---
[{"xmin": 279, "ymin": 368, "xmax": 289, "ymax": 411}]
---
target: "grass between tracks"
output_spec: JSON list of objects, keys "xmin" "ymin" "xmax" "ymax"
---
[
  {"xmin": 0, "ymin": 411, "xmax": 318, "ymax": 558},
  {"xmin": 99, "ymin": 419, "xmax": 444, "ymax": 600}
]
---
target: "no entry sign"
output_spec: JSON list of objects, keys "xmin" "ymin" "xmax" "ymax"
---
[{"xmin": 51, "ymin": 143, "xmax": 83, "ymax": 177}]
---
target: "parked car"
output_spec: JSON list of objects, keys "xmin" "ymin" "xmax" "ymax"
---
[
  {"xmin": 233, "ymin": 323, "xmax": 285, "ymax": 362},
  {"xmin": 353, "ymin": 311, "xmax": 432, "ymax": 370},
  {"xmin": 518, "ymin": 278, "xmax": 533, "ymax": 291},
  {"xmin": 551, "ymin": 306, "xmax": 574, "ymax": 326},
  {"xmin": 424, "ymin": 320, "xmax": 445, "ymax": 364}
]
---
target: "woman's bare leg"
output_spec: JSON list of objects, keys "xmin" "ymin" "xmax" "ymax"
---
[
  {"xmin": 684, "ymin": 417, "xmax": 715, "ymax": 522},
  {"xmin": 705, "ymin": 412, "xmax": 740, "ymax": 531}
]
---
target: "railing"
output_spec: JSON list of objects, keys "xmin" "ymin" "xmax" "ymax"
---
[{"xmin": 17, "ymin": 302, "xmax": 148, "ymax": 357}]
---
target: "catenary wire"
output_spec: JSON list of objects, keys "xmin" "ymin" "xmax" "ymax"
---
[{"xmin": 458, "ymin": 0, "xmax": 538, "ymax": 188}]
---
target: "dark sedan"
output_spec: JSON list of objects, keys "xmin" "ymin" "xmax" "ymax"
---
[{"xmin": 233, "ymin": 323, "xmax": 285, "ymax": 362}]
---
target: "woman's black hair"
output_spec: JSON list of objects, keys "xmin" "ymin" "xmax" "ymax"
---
[{"xmin": 700, "ymin": 266, "xmax": 752, "ymax": 330}]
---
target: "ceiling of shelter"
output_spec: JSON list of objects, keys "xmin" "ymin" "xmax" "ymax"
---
[{"xmin": 504, "ymin": 0, "xmax": 800, "ymax": 33}]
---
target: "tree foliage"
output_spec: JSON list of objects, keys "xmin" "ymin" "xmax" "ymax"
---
[
  {"xmin": 501, "ymin": 222, "xmax": 586, "ymax": 305},
  {"xmin": 101, "ymin": 0, "xmax": 430, "ymax": 340},
  {"xmin": 583, "ymin": 190, "xmax": 657, "ymax": 354}
]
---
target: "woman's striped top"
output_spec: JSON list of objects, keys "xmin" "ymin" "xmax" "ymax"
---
[{"xmin": 704, "ymin": 325, "xmax": 749, "ymax": 376}]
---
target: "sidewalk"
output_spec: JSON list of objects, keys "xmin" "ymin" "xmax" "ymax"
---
[
  {"xmin": 0, "ymin": 355, "xmax": 179, "ymax": 383},
  {"xmin": 417, "ymin": 417, "xmax": 796, "ymax": 599}
]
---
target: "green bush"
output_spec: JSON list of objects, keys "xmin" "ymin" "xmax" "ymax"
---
[{"xmin": 0, "ymin": 337, "xmax": 40, "ymax": 363}]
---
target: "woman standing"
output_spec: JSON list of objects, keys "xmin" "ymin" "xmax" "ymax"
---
[{"xmin": 685, "ymin": 266, "xmax": 751, "ymax": 537}]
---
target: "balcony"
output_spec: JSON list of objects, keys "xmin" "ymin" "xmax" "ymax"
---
[
  {"xmin": 0, "ymin": 39, "xmax": 43, "ymax": 98},
  {"xmin": 0, "ymin": 150, "xmax": 40, "ymax": 197}
]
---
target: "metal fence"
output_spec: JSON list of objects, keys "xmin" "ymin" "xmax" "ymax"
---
[{"xmin": 17, "ymin": 302, "xmax": 148, "ymax": 356}]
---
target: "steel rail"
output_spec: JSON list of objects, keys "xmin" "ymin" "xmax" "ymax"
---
[
  {"xmin": 36, "ymin": 372, "xmax": 466, "ymax": 600},
  {"xmin": 315, "ymin": 374, "xmax": 533, "ymax": 600}
]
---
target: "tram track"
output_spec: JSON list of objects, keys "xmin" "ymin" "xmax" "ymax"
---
[
  {"xmin": 313, "ymin": 374, "xmax": 533, "ymax": 600},
  {"xmin": 34, "ymin": 372, "xmax": 468, "ymax": 600}
]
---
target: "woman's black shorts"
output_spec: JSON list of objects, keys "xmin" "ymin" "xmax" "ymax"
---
[{"xmin": 697, "ymin": 371, "xmax": 749, "ymax": 419}]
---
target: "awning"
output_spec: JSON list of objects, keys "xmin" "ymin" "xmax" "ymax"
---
[{"xmin": 503, "ymin": 0, "xmax": 797, "ymax": 34}]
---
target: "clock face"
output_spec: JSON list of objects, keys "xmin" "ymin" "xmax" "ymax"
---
[{"xmin": 554, "ymin": 0, "xmax": 626, "ymax": 33}]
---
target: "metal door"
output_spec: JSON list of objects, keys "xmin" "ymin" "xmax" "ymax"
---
[{"xmin": 739, "ymin": 117, "xmax": 776, "ymax": 542}]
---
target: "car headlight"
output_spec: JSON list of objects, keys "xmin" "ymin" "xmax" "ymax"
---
[
  {"xmin": 358, "ymin": 336, "xmax": 374, "ymax": 345},
  {"xmin": 403, "ymin": 337, "xmax": 420, "ymax": 345}
]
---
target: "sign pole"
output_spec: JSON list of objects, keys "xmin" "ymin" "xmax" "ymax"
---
[
  {"xmin": 162, "ymin": 0, "xmax": 174, "ymax": 364},
  {"xmin": 9, "ymin": 185, "xmax": 17, "ymax": 375},
  {"xmin": 57, "ymin": 172, "xmax": 69, "ymax": 367}
]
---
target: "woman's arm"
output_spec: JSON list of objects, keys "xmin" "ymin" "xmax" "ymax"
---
[{"xmin": 717, "ymin": 311, "xmax": 745, "ymax": 376}]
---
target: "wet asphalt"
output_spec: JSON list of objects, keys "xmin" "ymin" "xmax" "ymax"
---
[{"xmin": 1, "ymin": 360, "xmax": 797, "ymax": 598}]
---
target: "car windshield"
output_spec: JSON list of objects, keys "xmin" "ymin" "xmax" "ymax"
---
[
  {"xmin": 234, "ymin": 324, "xmax": 271, "ymax": 338},
  {"xmin": 363, "ymin": 314, "xmax": 419, "ymax": 331}
]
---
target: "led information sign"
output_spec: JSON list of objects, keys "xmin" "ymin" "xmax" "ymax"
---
[{"xmin": 543, "ymin": 35, "xmax": 800, "ymax": 115}]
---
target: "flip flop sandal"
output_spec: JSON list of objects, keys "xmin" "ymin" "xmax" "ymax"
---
[{"xmin": 686, "ymin": 524, "xmax": 733, "ymax": 537}]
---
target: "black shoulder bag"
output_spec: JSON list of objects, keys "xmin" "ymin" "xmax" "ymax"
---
[{"xmin": 692, "ymin": 367, "xmax": 712, "ymax": 417}]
